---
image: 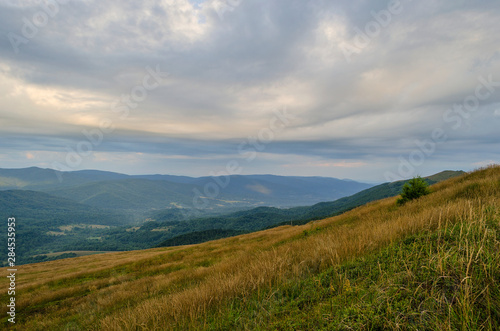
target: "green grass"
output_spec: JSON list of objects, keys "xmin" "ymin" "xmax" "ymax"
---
[{"xmin": 197, "ymin": 211, "xmax": 500, "ymax": 330}]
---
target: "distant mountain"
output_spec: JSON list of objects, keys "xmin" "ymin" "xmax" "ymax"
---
[
  {"xmin": 133, "ymin": 174, "xmax": 200, "ymax": 184},
  {"xmin": 0, "ymin": 167, "xmax": 373, "ymax": 211},
  {"xmin": 45, "ymin": 178, "xmax": 196, "ymax": 211},
  {"xmin": 190, "ymin": 175, "xmax": 372, "ymax": 206}
]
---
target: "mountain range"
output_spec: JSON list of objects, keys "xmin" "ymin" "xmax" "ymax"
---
[{"xmin": 0, "ymin": 167, "xmax": 373, "ymax": 214}]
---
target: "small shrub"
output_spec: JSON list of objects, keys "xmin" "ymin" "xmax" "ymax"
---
[{"xmin": 397, "ymin": 177, "xmax": 430, "ymax": 205}]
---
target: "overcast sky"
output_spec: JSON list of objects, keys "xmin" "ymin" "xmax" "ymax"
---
[{"xmin": 0, "ymin": 0, "xmax": 499, "ymax": 181}]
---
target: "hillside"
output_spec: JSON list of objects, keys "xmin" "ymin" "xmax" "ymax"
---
[
  {"xmin": 1, "ymin": 166, "xmax": 498, "ymax": 330},
  {"xmin": 0, "ymin": 190, "xmax": 131, "ymax": 265},
  {"xmin": 0, "ymin": 190, "xmax": 129, "ymax": 227}
]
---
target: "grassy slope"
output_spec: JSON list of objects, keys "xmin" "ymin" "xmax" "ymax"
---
[
  {"xmin": 0, "ymin": 166, "xmax": 498, "ymax": 330},
  {"xmin": 206, "ymin": 213, "xmax": 500, "ymax": 330}
]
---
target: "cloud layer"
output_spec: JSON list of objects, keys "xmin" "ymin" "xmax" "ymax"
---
[{"xmin": 0, "ymin": 0, "xmax": 499, "ymax": 181}]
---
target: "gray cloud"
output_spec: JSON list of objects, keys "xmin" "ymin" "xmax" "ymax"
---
[{"xmin": 0, "ymin": 0, "xmax": 499, "ymax": 180}]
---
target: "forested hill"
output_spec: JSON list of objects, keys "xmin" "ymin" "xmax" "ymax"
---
[{"xmin": 0, "ymin": 190, "xmax": 129, "ymax": 226}]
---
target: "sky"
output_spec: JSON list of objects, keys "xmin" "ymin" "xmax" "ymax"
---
[{"xmin": 0, "ymin": 0, "xmax": 499, "ymax": 182}]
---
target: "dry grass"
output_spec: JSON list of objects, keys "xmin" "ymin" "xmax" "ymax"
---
[{"xmin": 1, "ymin": 165, "xmax": 499, "ymax": 330}]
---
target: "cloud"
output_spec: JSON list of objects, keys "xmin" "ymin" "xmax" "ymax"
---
[
  {"xmin": 0, "ymin": 0, "xmax": 498, "ymax": 180},
  {"xmin": 473, "ymin": 160, "xmax": 499, "ymax": 167}
]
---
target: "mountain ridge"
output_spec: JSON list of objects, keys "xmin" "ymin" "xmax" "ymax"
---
[{"xmin": 0, "ymin": 167, "xmax": 373, "ymax": 211}]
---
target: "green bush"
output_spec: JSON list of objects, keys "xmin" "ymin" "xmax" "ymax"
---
[{"xmin": 397, "ymin": 177, "xmax": 430, "ymax": 205}]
